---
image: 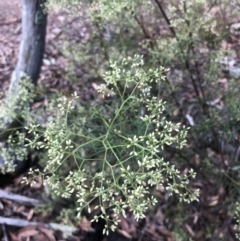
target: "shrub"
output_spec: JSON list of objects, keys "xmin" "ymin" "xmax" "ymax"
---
[{"xmin": 0, "ymin": 74, "xmax": 35, "ymax": 173}]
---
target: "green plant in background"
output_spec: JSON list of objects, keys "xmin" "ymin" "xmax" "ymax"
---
[
  {"xmin": 235, "ymin": 202, "xmax": 240, "ymax": 240},
  {"xmin": 0, "ymin": 73, "xmax": 35, "ymax": 130},
  {"xmin": 46, "ymin": 0, "xmax": 155, "ymax": 79},
  {"xmin": 25, "ymin": 55, "xmax": 198, "ymax": 233},
  {"xmin": 0, "ymin": 75, "xmax": 35, "ymax": 173}
]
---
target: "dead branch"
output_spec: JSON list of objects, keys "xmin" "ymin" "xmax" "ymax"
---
[
  {"xmin": 0, "ymin": 189, "xmax": 44, "ymax": 206},
  {"xmin": 0, "ymin": 216, "xmax": 78, "ymax": 234}
]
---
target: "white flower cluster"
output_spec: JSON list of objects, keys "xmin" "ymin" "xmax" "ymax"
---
[{"xmin": 25, "ymin": 56, "xmax": 198, "ymax": 232}]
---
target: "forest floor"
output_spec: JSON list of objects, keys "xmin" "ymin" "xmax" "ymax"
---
[{"xmin": 0, "ymin": 2, "xmax": 239, "ymax": 241}]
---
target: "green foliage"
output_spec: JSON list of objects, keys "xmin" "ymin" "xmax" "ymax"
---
[
  {"xmin": 0, "ymin": 131, "xmax": 28, "ymax": 173},
  {"xmin": 0, "ymin": 73, "xmax": 35, "ymax": 173},
  {"xmin": 25, "ymin": 55, "xmax": 198, "ymax": 232},
  {"xmin": 235, "ymin": 202, "xmax": 240, "ymax": 240},
  {"xmin": 0, "ymin": 72, "xmax": 35, "ymax": 129}
]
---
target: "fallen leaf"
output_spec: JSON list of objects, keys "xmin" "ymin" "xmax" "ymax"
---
[
  {"xmin": 185, "ymin": 113, "xmax": 194, "ymax": 126},
  {"xmin": 32, "ymin": 101, "xmax": 43, "ymax": 110},
  {"xmin": 193, "ymin": 214, "xmax": 199, "ymax": 224},
  {"xmin": 207, "ymin": 195, "xmax": 219, "ymax": 206},
  {"xmin": 18, "ymin": 226, "xmax": 39, "ymax": 238},
  {"xmin": 33, "ymin": 233, "xmax": 48, "ymax": 241},
  {"xmin": 15, "ymin": 205, "xmax": 25, "ymax": 213},
  {"xmin": 117, "ymin": 229, "xmax": 132, "ymax": 239},
  {"xmin": 9, "ymin": 232, "xmax": 19, "ymax": 241},
  {"xmin": 38, "ymin": 227, "xmax": 56, "ymax": 241},
  {"xmin": 156, "ymin": 226, "xmax": 172, "ymax": 237},
  {"xmin": 145, "ymin": 227, "xmax": 162, "ymax": 240},
  {"xmin": 27, "ymin": 208, "xmax": 34, "ymax": 221},
  {"xmin": 0, "ymin": 201, "xmax": 4, "ymax": 210},
  {"xmin": 185, "ymin": 223, "xmax": 195, "ymax": 237}
]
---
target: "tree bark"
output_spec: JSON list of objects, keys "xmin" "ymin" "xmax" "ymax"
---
[
  {"xmin": 0, "ymin": 0, "xmax": 47, "ymax": 173},
  {"xmin": 0, "ymin": 0, "xmax": 47, "ymax": 141},
  {"xmin": 11, "ymin": 0, "xmax": 47, "ymax": 91}
]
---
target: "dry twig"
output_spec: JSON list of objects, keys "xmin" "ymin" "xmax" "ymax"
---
[
  {"xmin": 0, "ymin": 189, "xmax": 44, "ymax": 206},
  {"xmin": 0, "ymin": 216, "xmax": 78, "ymax": 234}
]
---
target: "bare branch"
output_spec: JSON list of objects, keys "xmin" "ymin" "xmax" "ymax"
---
[
  {"xmin": 0, "ymin": 216, "xmax": 78, "ymax": 234},
  {"xmin": 0, "ymin": 189, "xmax": 44, "ymax": 206}
]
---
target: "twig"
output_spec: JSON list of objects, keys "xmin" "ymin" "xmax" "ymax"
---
[
  {"xmin": 134, "ymin": 15, "xmax": 154, "ymax": 49},
  {"xmin": 0, "ymin": 216, "xmax": 78, "ymax": 234},
  {"xmin": 2, "ymin": 224, "xmax": 10, "ymax": 241},
  {"xmin": 0, "ymin": 189, "xmax": 44, "ymax": 206},
  {"xmin": 134, "ymin": 2, "xmax": 186, "ymax": 123},
  {"xmin": 153, "ymin": 0, "xmax": 201, "ymax": 98},
  {"xmin": 153, "ymin": 0, "xmax": 176, "ymax": 36}
]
